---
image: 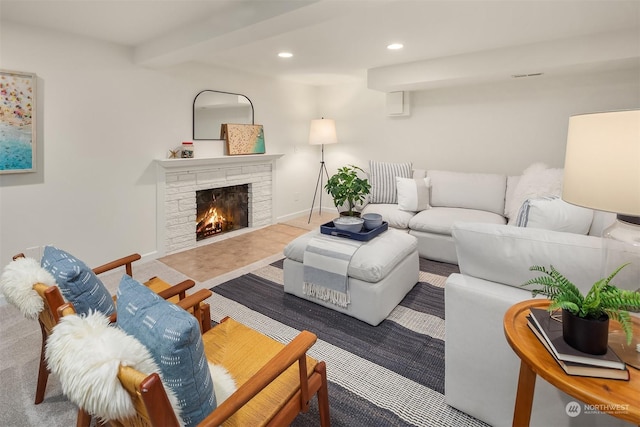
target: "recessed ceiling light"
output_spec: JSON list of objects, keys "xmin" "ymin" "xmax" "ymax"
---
[
  {"xmin": 387, "ymin": 43, "xmax": 403, "ymax": 50},
  {"xmin": 278, "ymin": 52, "xmax": 293, "ymax": 58}
]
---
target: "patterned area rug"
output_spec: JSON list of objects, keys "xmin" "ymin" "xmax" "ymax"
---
[{"xmin": 210, "ymin": 258, "xmax": 489, "ymax": 427}]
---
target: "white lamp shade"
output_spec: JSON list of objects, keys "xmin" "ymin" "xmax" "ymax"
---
[
  {"xmin": 562, "ymin": 109, "xmax": 640, "ymax": 216},
  {"xmin": 309, "ymin": 119, "xmax": 338, "ymax": 145}
]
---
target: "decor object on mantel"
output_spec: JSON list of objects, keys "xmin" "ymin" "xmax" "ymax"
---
[
  {"xmin": 181, "ymin": 141, "xmax": 194, "ymax": 158},
  {"xmin": 563, "ymin": 109, "xmax": 640, "ymax": 288},
  {"xmin": 522, "ymin": 263, "xmax": 640, "ymax": 355},
  {"xmin": 307, "ymin": 118, "xmax": 339, "ymax": 223},
  {"xmin": 325, "ymin": 165, "xmax": 371, "ymax": 218},
  {"xmin": 220, "ymin": 123, "xmax": 265, "ymax": 155}
]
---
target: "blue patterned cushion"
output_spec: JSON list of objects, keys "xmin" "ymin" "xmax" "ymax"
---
[
  {"xmin": 116, "ymin": 275, "xmax": 216, "ymax": 427},
  {"xmin": 40, "ymin": 246, "xmax": 115, "ymax": 316},
  {"xmin": 369, "ymin": 160, "xmax": 412, "ymax": 204}
]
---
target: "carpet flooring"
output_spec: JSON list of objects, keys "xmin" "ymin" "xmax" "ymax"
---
[{"xmin": 209, "ymin": 258, "xmax": 490, "ymax": 427}]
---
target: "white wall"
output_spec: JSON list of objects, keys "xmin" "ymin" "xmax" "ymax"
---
[
  {"xmin": 0, "ymin": 22, "xmax": 317, "ymax": 266},
  {"xmin": 317, "ymin": 67, "xmax": 640, "ymax": 177},
  {"xmin": 1, "ymin": 20, "xmax": 638, "ymax": 268}
]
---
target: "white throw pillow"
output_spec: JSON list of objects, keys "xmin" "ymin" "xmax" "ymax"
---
[
  {"xmin": 396, "ymin": 177, "xmax": 431, "ymax": 212},
  {"xmin": 506, "ymin": 162, "xmax": 563, "ymax": 225},
  {"xmin": 516, "ymin": 196, "xmax": 594, "ymax": 235}
]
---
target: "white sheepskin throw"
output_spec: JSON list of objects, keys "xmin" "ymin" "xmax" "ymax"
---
[
  {"xmin": 209, "ymin": 362, "xmax": 237, "ymax": 404},
  {"xmin": 0, "ymin": 257, "xmax": 56, "ymax": 319},
  {"xmin": 45, "ymin": 312, "xmax": 183, "ymax": 424},
  {"xmin": 506, "ymin": 162, "xmax": 563, "ymax": 225},
  {"xmin": 46, "ymin": 312, "xmax": 237, "ymax": 424}
]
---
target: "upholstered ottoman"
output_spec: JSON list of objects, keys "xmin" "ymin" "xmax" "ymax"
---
[{"xmin": 283, "ymin": 228, "xmax": 419, "ymax": 326}]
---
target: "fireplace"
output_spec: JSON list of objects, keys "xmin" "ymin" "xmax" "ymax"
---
[
  {"xmin": 156, "ymin": 153, "xmax": 283, "ymax": 255},
  {"xmin": 196, "ymin": 184, "xmax": 248, "ymax": 241}
]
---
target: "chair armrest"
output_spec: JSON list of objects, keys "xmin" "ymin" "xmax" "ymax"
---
[
  {"xmin": 199, "ymin": 330, "xmax": 318, "ymax": 426},
  {"xmin": 176, "ymin": 289, "xmax": 212, "ymax": 312},
  {"xmin": 156, "ymin": 279, "xmax": 195, "ymax": 300},
  {"xmin": 92, "ymin": 253, "xmax": 142, "ymax": 276}
]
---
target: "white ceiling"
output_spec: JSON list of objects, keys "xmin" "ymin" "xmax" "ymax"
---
[{"xmin": 2, "ymin": 0, "xmax": 639, "ymax": 86}]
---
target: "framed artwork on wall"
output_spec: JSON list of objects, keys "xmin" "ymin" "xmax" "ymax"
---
[
  {"xmin": 0, "ymin": 69, "xmax": 36, "ymax": 174},
  {"xmin": 220, "ymin": 123, "xmax": 265, "ymax": 155}
]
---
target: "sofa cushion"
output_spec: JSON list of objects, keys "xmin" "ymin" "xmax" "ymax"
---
[
  {"xmin": 396, "ymin": 177, "xmax": 431, "ymax": 212},
  {"xmin": 361, "ymin": 203, "xmax": 415, "ymax": 229},
  {"xmin": 283, "ymin": 229, "xmax": 417, "ymax": 283},
  {"xmin": 409, "ymin": 207, "xmax": 506, "ymax": 235},
  {"xmin": 368, "ymin": 160, "xmax": 412, "ymax": 204},
  {"xmin": 41, "ymin": 246, "xmax": 115, "ymax": 317},
  {"xmin": 427, "ymin": 170, "xmax": 507, "ymax": 216},
  {"xmin": 117, "ymin": 275, "xmax": 217, "ymax": 427},
  {"xmin": 452, "ymin": 222, "xmax": 606, "ymax": 291},
  {"xmin": 516, "ymin": 196, "xmax": 593, "ymax": 235},
  {"xmin": 506, "ymin": 163, "xmax": 563, "ymax": 224}
]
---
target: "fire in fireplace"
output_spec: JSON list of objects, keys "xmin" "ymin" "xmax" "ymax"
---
[{"xmin": 196, "ymin": 184, "xmax": 248, "ymax": 241}]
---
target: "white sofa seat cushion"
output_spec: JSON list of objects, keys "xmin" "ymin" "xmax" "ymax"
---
[
  {"xmin": 361, "ymin": 203, "xmax": 415, "ymax": 229},
  {"xmin": 428, "ymin": 170, "xmax": 507, "ymax": 215},
  {"xmin": 283, "ymin": 229, "xmax": 417, "ymax": 283},
  {"xmin": 409, "ymin": 207, "xmax": 506, "ymax": 235}
]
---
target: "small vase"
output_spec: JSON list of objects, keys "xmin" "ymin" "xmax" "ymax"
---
[{"xmin": 561, "ymin": 309, "xmax": 609, "ymax": 355}]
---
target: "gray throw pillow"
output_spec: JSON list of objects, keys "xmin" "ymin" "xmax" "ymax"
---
[
  {"xmin": 40, "ymin": 246, "xmax": 115, "ymax": 316},
  {"xmin": 369, "ymin": 160, "xmax": 412, "ymax": 204}
]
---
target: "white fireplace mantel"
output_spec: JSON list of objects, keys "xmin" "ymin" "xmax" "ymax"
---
[
  {"xmin": 156, "ymin": 154, "xmax": 284, "ymax": 171},
  {"xmin": 156, "ymin": 153, "xmax": 284, "ymax": 256}
]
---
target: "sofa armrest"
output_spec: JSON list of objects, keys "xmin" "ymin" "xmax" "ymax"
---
[{"xmin": 452, "ymin": 222, "xmax": 604, "ymax": 293}]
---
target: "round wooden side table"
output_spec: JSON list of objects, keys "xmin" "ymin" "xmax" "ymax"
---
[{"xmin": 503, "ymin": 299, "xmax": 640, "ymax": 426}]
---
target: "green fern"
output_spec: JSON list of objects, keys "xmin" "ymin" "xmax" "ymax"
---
[{"xmin": 522, "ymin": 263, "xmax": 640, "ymax": 344}]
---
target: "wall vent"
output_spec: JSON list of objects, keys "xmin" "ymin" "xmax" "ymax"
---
[{"xmin": 511, "ymin": 73, "xmax": 544, "ymax": 78}]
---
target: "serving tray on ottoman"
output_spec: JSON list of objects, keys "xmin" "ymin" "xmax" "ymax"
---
[{"xmin": 320, "ymin": 221, "xmax": 388, "ymax": 241}]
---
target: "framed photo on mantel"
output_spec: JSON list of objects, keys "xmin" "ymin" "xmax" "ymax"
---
[
  {"xmin": 220, "ymin": 123, "xmax": 265, "ymax": 155},
  {"xmin": 0, "ymin": 69, "xmax": 37, "ymax": 174}
]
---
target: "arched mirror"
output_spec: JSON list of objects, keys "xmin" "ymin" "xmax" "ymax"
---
[{"xmin": 193, "ymin": 90, "xmax": 254, "ymax": 140}]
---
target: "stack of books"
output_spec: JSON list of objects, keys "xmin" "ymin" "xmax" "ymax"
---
[{"xmin": 527, "ymin": 308, "xmax": 629, "ymax": 380}]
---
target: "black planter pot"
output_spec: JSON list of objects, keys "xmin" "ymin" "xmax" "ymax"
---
[
  {"xmin": 339, "ymin": 211, "xmax": 361, "ymax": 218},
  {"xmin": 562, "ymin": 309, "xmax": 609, "ymax": 355}
]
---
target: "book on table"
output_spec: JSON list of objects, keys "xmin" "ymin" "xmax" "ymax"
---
[
  {"xmin": 527, "ymin": 308, "xmax": 629, "ymax": 380},
  {"xmin": 527, "ymin": 316, "xmax": 629, "ymax": 380}
]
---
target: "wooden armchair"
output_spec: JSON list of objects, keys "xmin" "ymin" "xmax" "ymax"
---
[
  {"xmin": 8, "ymin": 252, "xmax": 206, "ymax": 405},
  {"xmin": 54, "ymin": 287, "xmax": 330, "ymax": 427}
]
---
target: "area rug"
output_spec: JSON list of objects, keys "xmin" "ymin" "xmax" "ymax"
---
[{"xmin": 210, "ymin": 258, "xmax": 489, "ymax": 427}]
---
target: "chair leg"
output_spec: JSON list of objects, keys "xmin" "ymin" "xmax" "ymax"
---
[
  {"xmin": 34, "ymin": 322, "xmax": 49, "ymax": 404},
  {"xmin": 315, "ymin": 362, "xmax": 331, "ymax": 427},
  {"xmin": 76, "ymin": 408, "xmax": 92, "ymax": 427}
]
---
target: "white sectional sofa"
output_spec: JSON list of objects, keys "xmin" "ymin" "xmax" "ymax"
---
[
  {"xmin": 360, "ymin": 164, "xmax": 599, "ymax": 264},
  {"xmin": 445, "ymin": 221, "xmax": 633, "ymax": 427},
  {"xmin": 359, "ymin": 162, "xmax": 633, "ymax": 426}
]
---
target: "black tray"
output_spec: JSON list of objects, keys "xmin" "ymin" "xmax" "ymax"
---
[{"xmin": 320, "ymin": 221, "xmax": 388, "ymax": 241}]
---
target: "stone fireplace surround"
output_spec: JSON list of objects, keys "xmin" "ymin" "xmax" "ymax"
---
[{"xmin": 156, "ymin": 154, "xmax": 283, "ymax": 255}]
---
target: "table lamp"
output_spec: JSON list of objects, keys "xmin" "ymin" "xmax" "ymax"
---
[
  {"xmin": 307, "ymin": 118, "xmax": 338, "ymax": 223},
  {"xmin": 563, "ymin": 109, "xmax": 640, "ymax": 288}
]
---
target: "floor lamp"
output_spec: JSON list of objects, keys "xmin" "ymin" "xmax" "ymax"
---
[
  {"xmin": 562, "ymin": 109, "xmax": 640, "ymax": 289},
  {"xmin": 308, "ymin": 118, "xmax": 338, "ymax": 223}
]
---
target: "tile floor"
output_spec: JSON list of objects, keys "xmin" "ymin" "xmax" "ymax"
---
[{"xmin": 159, "ymin": 211, "xmax": 337, "ymax": 282}]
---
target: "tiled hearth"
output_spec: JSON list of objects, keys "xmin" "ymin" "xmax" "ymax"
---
[{"xmin": 156, "ymin": 154, "xmax": 283, "ymax": 255}]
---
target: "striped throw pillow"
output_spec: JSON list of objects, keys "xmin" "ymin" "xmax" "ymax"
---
[{"xmin": 369, "ymin": 161, "xmax": 412, "ymax": 204}]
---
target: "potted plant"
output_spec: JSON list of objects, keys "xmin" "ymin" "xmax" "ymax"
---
[
  {"xmin": 324, "ymin": 165, "xmax": 371, "ymax": 217},
  {"xmin": 522, "ymin": 263, "xmax": 640, "ymax": 355}
]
